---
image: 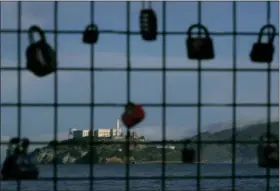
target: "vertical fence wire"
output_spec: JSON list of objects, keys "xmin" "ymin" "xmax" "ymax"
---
[
  {"xmin": 196, "ymin": 2, "xmax": 202, "ymax": 191},
  {"xmin": 125, "ymin": 2, "xmax": 131, "ymax": 191},
  {"xmin": 231, "ymin": 2, "xmax": 237, "ymax": 191},
  {"xmin": 89, "ymin": 2, "xmax": 95, "ymax": 191},
  {"xmin": 16, "ymin": 2, "xmax": 22, "ymax": 191},
  {"xmin": 0, "ymin": 3, "xmax": 1, "ymax": 191},
  {"xmin": 161, "ymin": 2, "xmax": 167, "ymax": 191},
  {"xmin": 53, "ymin": 2, "xmax": 58, "ymax": 191},
  {"xmin": 265, "ymin": 2, "xmax": 272, "ymax": 191},
  {"xmin": 0, "ymin": 1, "xmax": 278, "ymax": 191}
]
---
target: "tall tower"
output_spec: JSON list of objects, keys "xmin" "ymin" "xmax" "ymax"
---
[
  {"xmin": 116, "ymin": 119, "xmax": 120, "ymax": 129},
  {"xmin": 116, "ymin": 119, "xmax": 121, "ymax": 136}
]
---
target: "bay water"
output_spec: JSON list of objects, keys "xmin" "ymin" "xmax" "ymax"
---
[{"xmin": 0, "ymin": 164, "xmax": 278, "ymax": 191}]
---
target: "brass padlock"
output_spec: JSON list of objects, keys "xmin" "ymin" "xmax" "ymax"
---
[
  {"xmin": 250, "ymin": 24, "xmax": 276, "ymax": 63},
  {"xmin": 83, "ymin": 24, "xmax": 99, "ymax": 44},
  {"xmin": 257, "ymin": 133, "xmax": 279, "ymax": 168},
  {"xmin": 139, "ymin": 2, "xmax": 157, "ymax": 41},
  {"xmin": 26, "ymin": 25, "xmax": 56, "ymax": 77},
  {"xmin": 186, "ymin": 24, "xmax": 214, "ymax": 60},
  {"xmin": 1, "ymin": 137, "xmax": 39, "ymax": 180},
  {"xmin": 182, "ymin": 140, "xmax": 195, "ymax": 163}
]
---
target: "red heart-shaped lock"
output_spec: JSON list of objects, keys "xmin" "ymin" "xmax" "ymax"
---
[{"xmin": 121, "ymin": 102, "xmax": 145, "ymax": 129}]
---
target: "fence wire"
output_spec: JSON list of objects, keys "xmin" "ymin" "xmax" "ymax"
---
[{"xmin": 0, "ymin": 1, "xmax": 279, "ymax": 191}]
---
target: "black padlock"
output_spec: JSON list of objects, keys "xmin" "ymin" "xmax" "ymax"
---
[
  {"xmin": 182, "ymin": 140, "xmax": 195, "ymax": 163},
  {"xmin": 186, "ymin": 24, "xmax": 214, "ymax": 60},
  {"xmin": 250, "ymin": 24, "xmax": 276, "ymax": 63},
  {"xmin": 257, "ymin": 133, "xmax": 279, "ymax": 168},
  {"xmin": 139, "ymin": 2, "xmax": 157, "ymax": 41},
  {"xmin": 7, "ymin": 137, "xmax": 20, "ymax": 157},
  {"xmin": 26, "ymin": 25, "xmax": 56, "ymax": 77},
  {"xmin": 83, "ymin": 24, "xmax": 99, "ymax": 44},
  {"xmin": 10, "ymin": 137, "xmax": 20, "ymax": 144},
  {"xmin": 1, "ymin": 137, "xmax": 39, "ymax": 180},
  {"xmin": 20, "ymin": 138, "xmax": 30, "ymax": 152}
]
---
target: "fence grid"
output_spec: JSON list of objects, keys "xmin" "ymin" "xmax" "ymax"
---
[{"xmin": 0, "ymin": 1, "xmax": 278, "ymax": 191}]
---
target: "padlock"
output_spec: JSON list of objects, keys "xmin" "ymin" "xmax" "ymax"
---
[
  {"xmin": 139, "ymin": 5, "xmax": 157, "ymax": 41},
  {"xmin": 82, "ymin": 24, "xmax": 99, "ymax": 44},
  {"xmin": 250, "ymin": 24, "xmax": 276, "ymax": 63},
  {"xmin": 186, "ymin": 24, "xmax": 214, "ymax": 60},
  {"xmin": 20, "ymin": 138, "xmax": 30, "ymax": 153},
  {"xmin": 257, "ymin": 133, "xmax": 279, "ymax": 168},
  {"xmin": 182, "ymin": 140, "xmax": 195, "ymax": 163},
  {"xmin": 10, "ymin": 137, "xmax": 20, "ymax": 144},
  {"xmin": 121, "ymin": 102, "xmax": 145, "ymax": 129},
  {"xmin": 7, "ymin": 137, "xmax": 20, "ymax": 157},
  {"xmin": 26, "ymin": 25, "xmax": 56, "ymax": 77},
  {"xmin": 1, "ymin": 137, "xmax": 39, "ymax": 180}
]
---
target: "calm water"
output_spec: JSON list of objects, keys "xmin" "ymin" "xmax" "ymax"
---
[{"xmin": 0, "ymin": 164, "xmax": 278, "ymax": 191}]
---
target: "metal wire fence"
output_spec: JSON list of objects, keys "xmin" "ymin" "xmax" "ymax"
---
[{"xmin": 0, "ymin": 1, "xmax": 279, "ymax": 191}]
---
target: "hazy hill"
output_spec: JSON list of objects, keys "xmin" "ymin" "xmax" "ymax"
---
[{"xmin": 188, "ymin": 121, "xmax": 279, "ymax": 163}]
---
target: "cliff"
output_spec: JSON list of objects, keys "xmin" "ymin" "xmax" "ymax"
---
[{"xmin": 30, "ymin": 121, "xmax": 279, "ymax": 164}]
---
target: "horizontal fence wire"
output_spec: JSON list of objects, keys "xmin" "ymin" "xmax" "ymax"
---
[
  {"xmin": 0, "ymin": 175, "xmax": 276, "ymax": 181},
  {"xmin": 0, "ymin": 1, "xmax": 279, "ymax": 191},
  {"xmin": 0, "ymin": 140, "xmax": 277, "ymax": 145},
  {"xmin": 0, "ymin": 29, "xmax": 279, "ymax": 35}
]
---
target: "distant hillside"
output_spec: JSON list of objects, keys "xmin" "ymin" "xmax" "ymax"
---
[
  {"xmin": 188, "ymin": 121, "xmax": 279, "ymax": 163},
  {"xmin": 204, "ymin": 117, "xmax": 279, "ymax": 134},
  {"xmin": 30, "ymin": 121, "xmax": 279, "ymax": 164}
]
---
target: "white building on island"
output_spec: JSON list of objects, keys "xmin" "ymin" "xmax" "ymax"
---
[{"xmin": 68, "ymin": 119, "xmax": 123, "ymax": 139}]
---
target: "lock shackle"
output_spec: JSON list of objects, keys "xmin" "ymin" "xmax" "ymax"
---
[
  {"xmin": 85, "ymin": 24, "xmax": 98, "ymax": 31},
  {"xmin": 258, "ymin": 24, "xmax": 276, "ymax": 43},
  {"xmin": 187, "ymin": 24, "xmax": 210, "ymax": 38},
  {"xmin": 28, "ymin": 25, "xmax": 46, "ymax": 44}
]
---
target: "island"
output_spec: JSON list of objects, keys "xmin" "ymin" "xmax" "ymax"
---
[{"xmin": 30, "ymin": 121, "xmax": 279, "ymax": 164}]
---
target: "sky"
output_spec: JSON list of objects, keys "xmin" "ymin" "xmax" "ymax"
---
[{"xmin": 0, "ymin": 1, "xmax": 279, "ymax": 152}]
